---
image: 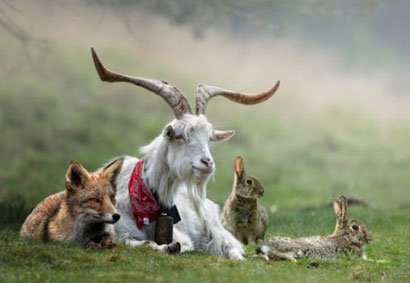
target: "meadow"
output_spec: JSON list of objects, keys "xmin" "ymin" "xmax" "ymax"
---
[{"xmin": 1, "ymin": 2, "xmax": 410, "ymax": 282}]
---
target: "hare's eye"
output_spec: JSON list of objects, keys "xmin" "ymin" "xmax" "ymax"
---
[
  {"xmin": 352, "ymin": 224, "xmax": 359, "ymax": 230},
  {"xmin": 246, "ymin": 179, "xmax": 253, "ymax": 185}
]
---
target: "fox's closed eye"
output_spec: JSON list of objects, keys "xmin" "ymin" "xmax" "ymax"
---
[{"xmin": 88, "ymin": 198, "xmax": 100, "ymax": 203}]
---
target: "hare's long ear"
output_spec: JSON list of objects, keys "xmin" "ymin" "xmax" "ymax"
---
[
  {"xmin": 101, "ymin": 157, "xmax": 124, "ymax": 189},
  {"xmin": 333, "ymin": 196, "xmax": 348, "ymax": 221},
  {"xmin": 234, "ymin": 156, "xmax": 245, "ymax": 179},
  {"xmin": 66, "ymin": 161, "xmax": 91, "ymax": 193}
]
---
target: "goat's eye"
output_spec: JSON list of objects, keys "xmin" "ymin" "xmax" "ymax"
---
[
  {"xmin": 352, "ymin": 224, "xmax": 359, "ymax": 230},
  {"xmin": 174, "ymin": 134, "xmax": 185, "ymax": 143},
  {"xmin": 246, "ymin": 179, "xmax": 253, "ymax": 185}
]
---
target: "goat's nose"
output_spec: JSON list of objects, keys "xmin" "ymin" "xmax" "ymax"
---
[
  {"xmin": 200, "ymin": 158, "xmax": 213, "ymax": 168},
  {"xmin": 112, "ymin": 213, "xmax": 121, "ymax": 222}
]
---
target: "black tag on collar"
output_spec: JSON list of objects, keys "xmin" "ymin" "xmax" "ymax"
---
[
  {"xmin": 152, "ymin": 190, "xmax": 181, "ymax": 224},
  {"xmin": 163, "ymin": 205, "xmax": 181, "ymax": 224}
]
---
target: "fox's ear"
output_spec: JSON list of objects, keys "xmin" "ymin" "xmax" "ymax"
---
[
  {"xmin": 101, "ymin": 157, "xmax": 124, "ymax": 189},
  {"xmin": 234, "ymin": 156, "xmax": 244, "ymax": 179},
  {"xmin": 66, "ymin": 161, "xmax": 90, "ymax": 192},
  {"xmin": 333, "ymin": 196, "xmax": 348, "ymax": 221}
]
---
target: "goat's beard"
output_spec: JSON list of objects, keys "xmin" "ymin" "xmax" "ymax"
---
[
  {"xmin": 185, "ymin": 173, "xmax": 228, "ymax": 255},
  {"xmin": 186, "ymin": 173, "xmax": 211, "ymax": 221},
  {"xmin": 192, "ymin": 169, "xmax": 213, "ymax": 181}
]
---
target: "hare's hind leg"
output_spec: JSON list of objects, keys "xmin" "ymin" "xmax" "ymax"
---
[
  {"xmin": 256, "ymin": 245, "xmax": 297, "ymax": 262},
  {"xmin": 268, "ymin": 250, "xmax": 297, "ymax": 262}
]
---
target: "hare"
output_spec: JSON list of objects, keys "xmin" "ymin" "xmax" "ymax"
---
[
  {"xmin": 256, "ymin": 196, "xmax": 371, "ymax": 261},
  {"xmin": 221, "ymin": 156, "xmax": 268, "ymax": 244}
]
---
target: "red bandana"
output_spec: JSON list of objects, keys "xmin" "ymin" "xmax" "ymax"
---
[{"xmin": 128, "ymin": 158, "xmax": 161, "ymax": 229}]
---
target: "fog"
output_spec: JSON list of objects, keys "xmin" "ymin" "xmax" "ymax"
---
[{"xmin": 0, "ymin": 1, "xmax": 410, "ymax": 118}]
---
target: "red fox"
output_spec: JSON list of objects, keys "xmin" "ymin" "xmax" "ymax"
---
[{"xmin": 20, "ymin": 158, "xmax": 124, "ymax": 249}]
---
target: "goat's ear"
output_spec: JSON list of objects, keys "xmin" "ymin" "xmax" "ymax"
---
[
  {"xmin": 65, "ymin": 161, "xmax": 90, "ymax": 193},
  {"xmin": 101, "ymin": 157, "xmax": 124, "ymax": 189},
  {"xmin": 164, "ymin": 125, "xmax": 175, "ymax": 139},
  {"xmin": 211, "ymin": 130, "xmax": 235, "ymax": 142},
  {"xmin": 234, "ymin": 156, "xmax": 244, "ymax": 178},
  {"xmin": 333, "ymin": 196, "xmax": 348, "ymax": 221}
]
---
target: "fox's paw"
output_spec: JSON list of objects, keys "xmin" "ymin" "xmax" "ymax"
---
[
  {"xmin": 101, "ymin": 238, "xmax": 116, "ymax": 249},
  {"xmin": 86, "ymin": 241, "xmax": 102, "ymax": 250},
  {"xmin": 167, "ymin": 242, "xmax": 181, "ymax": 254}
]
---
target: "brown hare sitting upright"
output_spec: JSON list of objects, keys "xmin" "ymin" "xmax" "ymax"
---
[
  {"xmin": 221, "ymin": 156, "xmax": 268, "ymax": 244},
  {"xmin": 256, "ymin": 196, "xmax": 371, "ymax": 261}
]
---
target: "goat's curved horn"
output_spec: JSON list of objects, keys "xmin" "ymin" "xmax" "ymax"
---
[
  {"xmin": 196, "ymin": 81, "xmax": 280, "ymax": 115},
  {"xmin": 91, "ymin": 47, "xmax": 192, "ymax": 119}
]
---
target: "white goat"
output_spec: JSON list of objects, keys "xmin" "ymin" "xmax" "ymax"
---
[{"xmin": 91, "ymin": 48, "xmax": 280, "ymax": 260}]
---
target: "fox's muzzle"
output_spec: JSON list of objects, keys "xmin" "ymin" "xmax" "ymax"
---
[
  {"xmin": 98, "ymin": 213, "xmax": 121, "ymax": 224},
  {"xmin": 112, "ymin": 213, "xmax": 121, "ymax": 223}
]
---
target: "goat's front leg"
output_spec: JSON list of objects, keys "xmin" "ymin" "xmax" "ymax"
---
[
  {"xmin": 173, "ymin": 227, "xmax": 194, "ymax": 253},
  {"xmin": 202, "ymin": 200, "xmax": 245, "ymax": 260},
  {"xmin": 205, "ymin": 221, "xmax": 245, "ymax": 260},
  {"xmin": 125, "ymin": 227, "xmax": 193, "ymax": 254},
  {"xmin": 125, "ymin": 239, "xmax": 181, "ymax": 254}
]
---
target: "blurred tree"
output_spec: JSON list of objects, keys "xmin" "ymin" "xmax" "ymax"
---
[
  {"xmin": 0, "ymin": 0, "xmax": 30, "ymax": 44},
  {"xmin": 92, "ymin": 0, "xmax": 382, "ymax": 38},
  {"xmin": 0, "ymin": 0, "xmax": 48, "ymax": 73},
  {"xmin": 0, "ymin": 0, "xmax": 387, "ymax": 42}
]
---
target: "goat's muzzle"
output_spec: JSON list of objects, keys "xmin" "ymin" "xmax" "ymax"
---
[
  {"xmin": 200, "ymin": 158, "xmax": 213, "ymax": 168},
  {"xmin": 192, "ymin": 166, "xmax": 214, "ymax": 175}
]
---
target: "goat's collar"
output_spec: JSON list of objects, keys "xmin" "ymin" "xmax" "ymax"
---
[{"xmin": 128, "ymin": 158, "xmax": 180, "ymax": 229}]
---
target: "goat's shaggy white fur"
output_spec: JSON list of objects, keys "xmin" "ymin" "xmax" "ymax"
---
[
  {"xmin": 113, "ymin": 115, "xmax": 244, "ymax": 259},
  {"xmin": 90, "ymin": 48, "xmax": 278, "ymax": 260}
]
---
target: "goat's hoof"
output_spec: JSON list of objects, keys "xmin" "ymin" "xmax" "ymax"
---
[
  {"xmin": 228, "ymin": 250, "xmax": 246, "ymax": 261},
  {"xmin": 167, "ymin": 242, "xmax": 181, "ymax": 254}
]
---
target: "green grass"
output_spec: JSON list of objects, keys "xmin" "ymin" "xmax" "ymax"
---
[
  {"xmin": 1, "ymin": 207, "xmax": 409, "ymax": 283},
  {"xmin": 1, "ymin": 30, "xmax": 410, "ymax": 282}
]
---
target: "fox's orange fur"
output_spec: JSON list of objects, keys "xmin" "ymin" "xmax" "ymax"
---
[{"xmin": 20, "ymin": 158, "xmax": 124, "ymax": 249}]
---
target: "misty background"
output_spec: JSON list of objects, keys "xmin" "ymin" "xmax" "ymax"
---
[{"xmin": 0, "ymin": 0, "xmax": 409, "ymax": 228}]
